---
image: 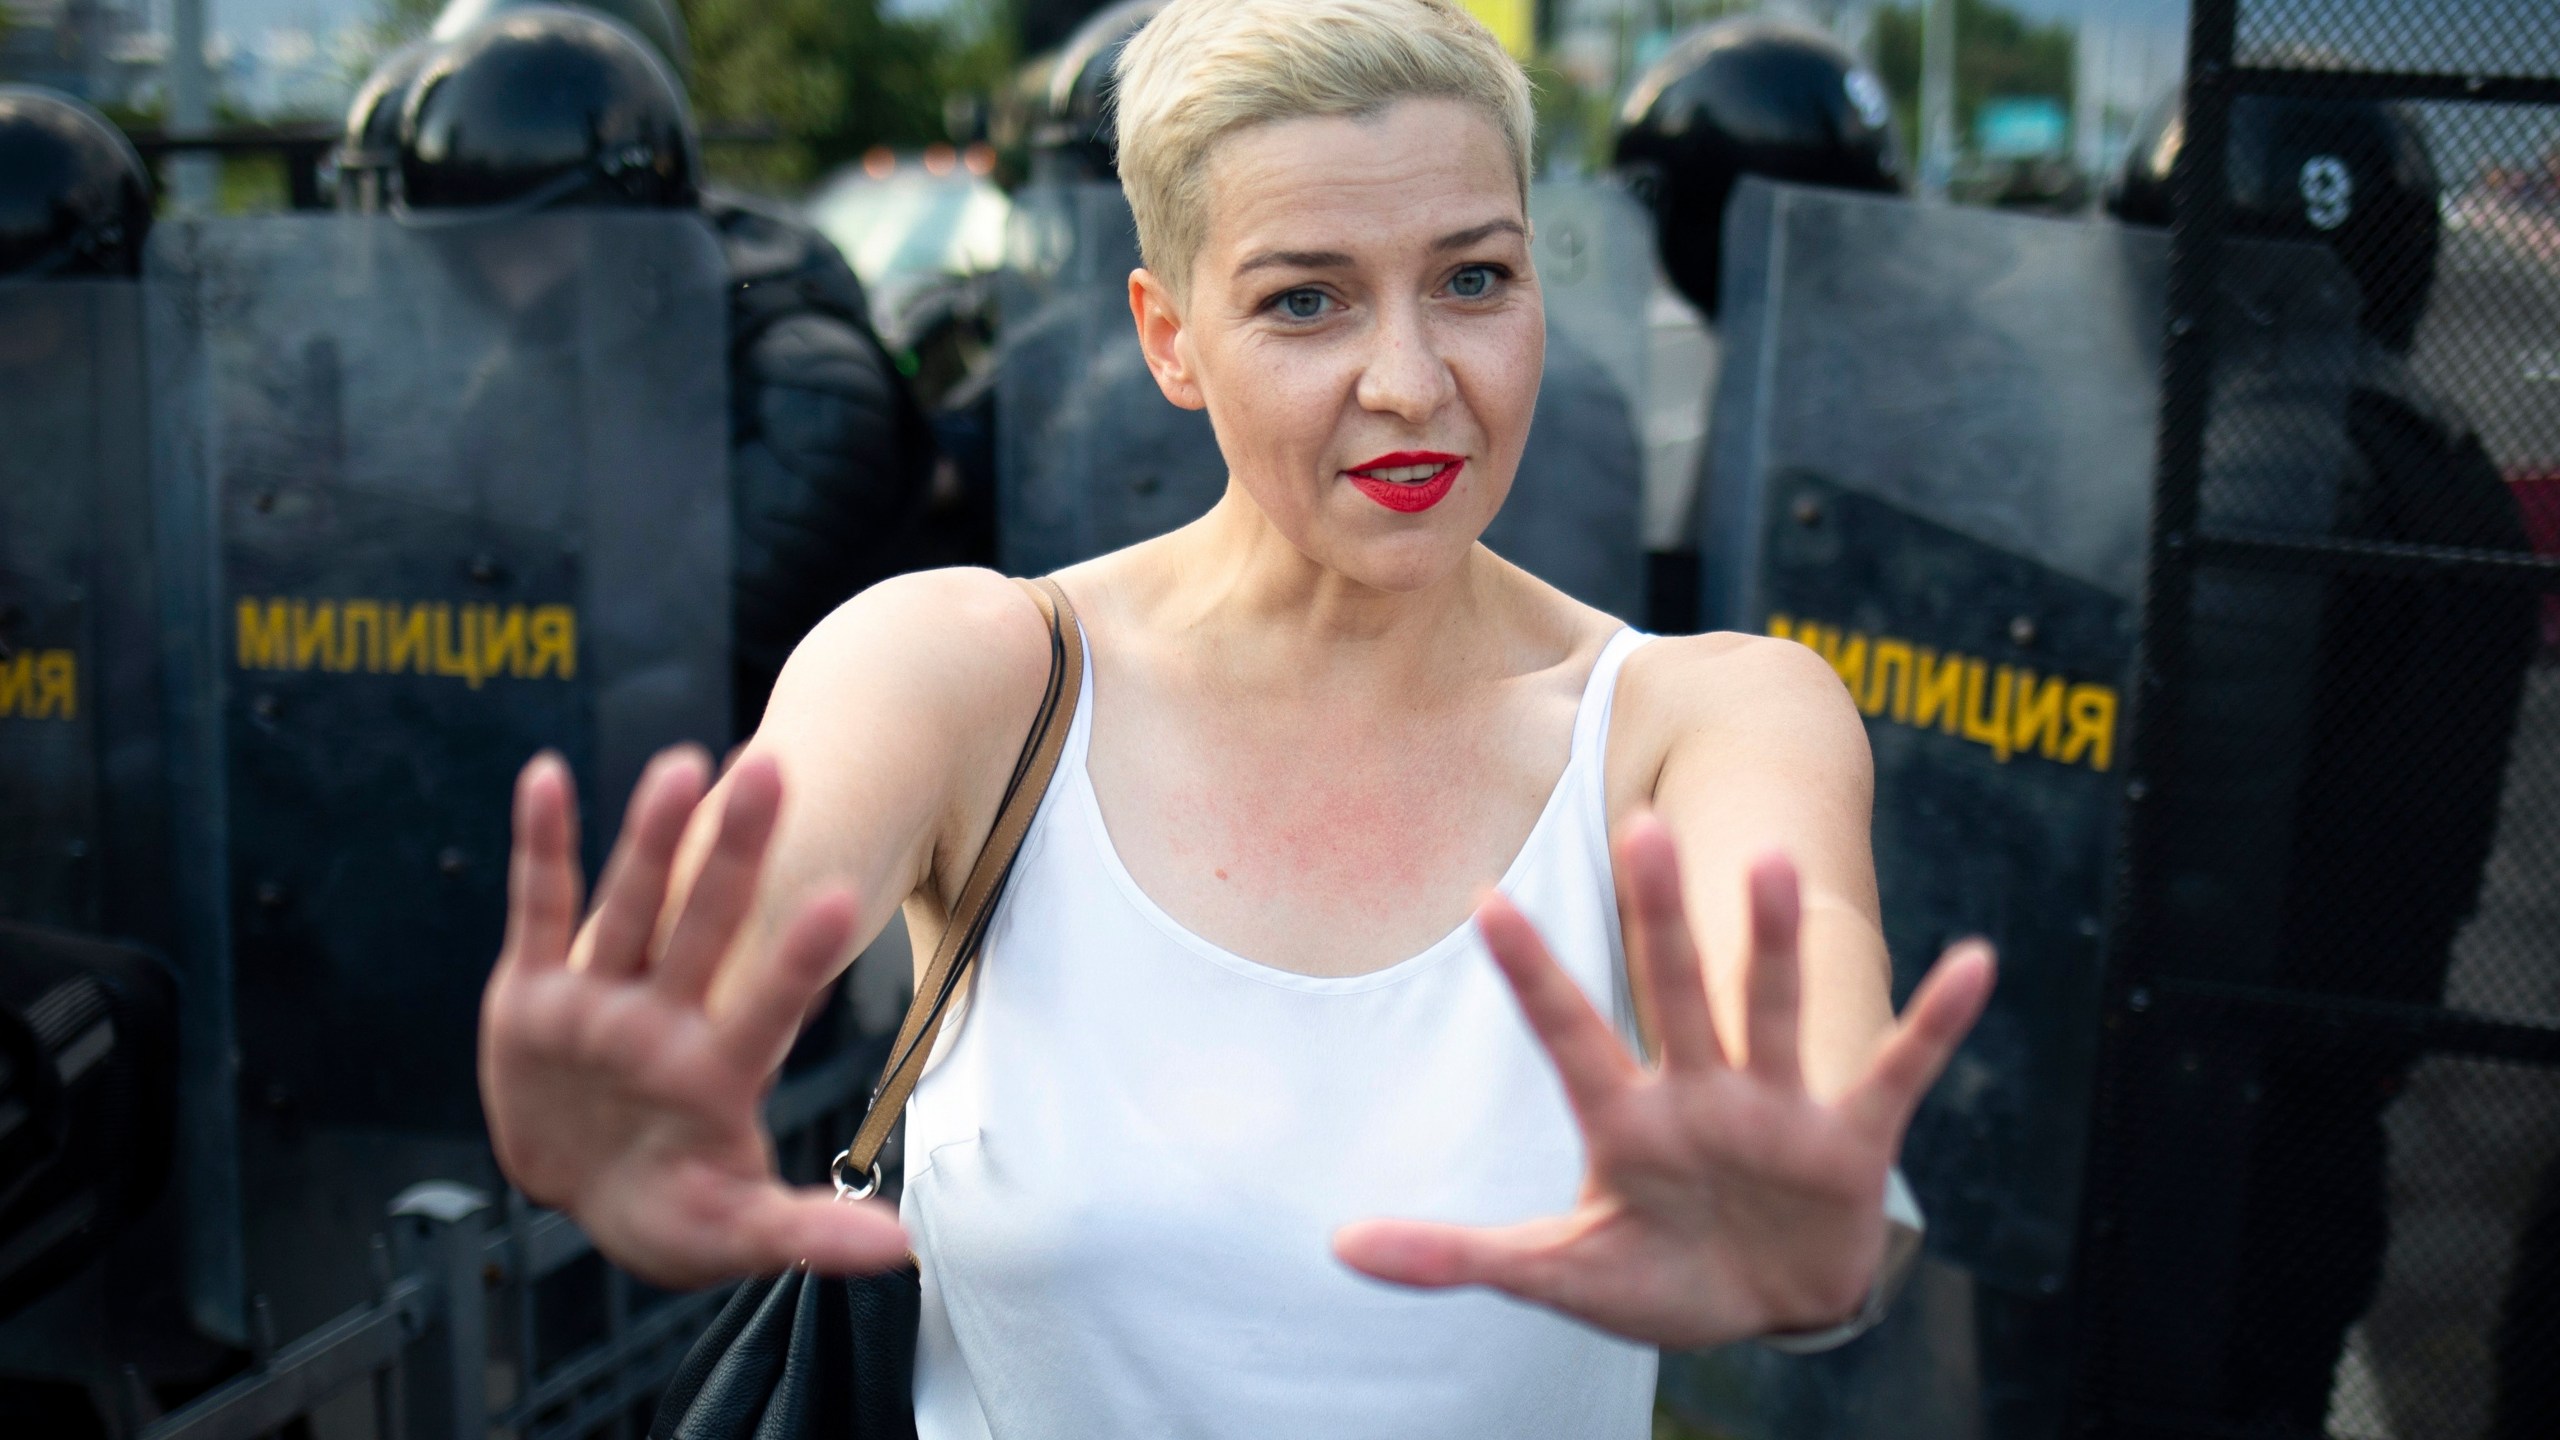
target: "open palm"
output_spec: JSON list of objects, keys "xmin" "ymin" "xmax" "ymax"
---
[
  {"xmin": 479, "ymin": 750, "xmax": 910, "ymax": 1290},
  {"xmin": 1335, "ymin": 816, "xmax": 1993, "ymax": 1348}
]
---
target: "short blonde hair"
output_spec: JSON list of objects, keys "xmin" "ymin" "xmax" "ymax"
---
[{"xmin": 1113, "ymin": 0, "xmax": 1534, "ymax": 295}]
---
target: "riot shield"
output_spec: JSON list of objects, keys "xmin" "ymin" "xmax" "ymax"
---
[
  {"xmin": 144, "ymin": 212, "xmax": 728, "ymax": 1341},
  {"xmin": 994, "ymin": 181, "xmax": 1645, "ymax": 618},
  {"xmin": 0, "ymin": 279, "xmax": 166, "ymax": 943},
  {"xmin": 1674, "ymin": 180, "xmax": 2355, "ymax": 1438},
  {"xmin": 0, "ymin": 278, "xmax": 196, "ymax": 1375}
]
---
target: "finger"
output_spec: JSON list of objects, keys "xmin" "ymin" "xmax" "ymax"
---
[
  {"xmin": 500, "ymin": 752, "xmax": 584, "ymax": 975},
  {"xmin": 1477, "ymin": 892, "xmax": 1636, "ymax": 1117},
  {"xmin": 733, "ymin": 1187, "xmax": 913, "ymax": 1277},
  {"xmin": 1844, "ymin": 940, "xmax": 1997, "ymax": 1141},
  {"xmin": 1616, "ymin": 813, "xmax": 1723, "ymax": 1073},
  {"xmin": 1333, "ymin": 1215, "xmax": 1577, "ymax": 1297},
  {"xmin": 581, "ymin": 747, "xmax": 712, "ymax": 979},
  {"xmin": 654, "ymin": 756, "xmax": 786, "ymax": 1004},
  {"xmin": 714, "ymin": 889, "xmax": 859, "ymax": 1068},
  {"xmin": 1742, "ymin": 853, "xmax": 1805, "ymax": 1088}
]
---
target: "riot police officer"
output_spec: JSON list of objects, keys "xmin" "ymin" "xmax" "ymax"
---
[
  {"xmin": 1611, "ymin": 18, "xmax": 1903, "ymax": 630},
  {"xmin": 2109, "ymin": 91, "xmax": 2539, "ymax": 1434},
  {"xmin": 0, "ymin": 84, "xmax": 152, "ymax": 278},
  {"xmin": 380, "ymin": 1, "xmax": 947, "ymax": 740},
  {"xmin": 1610, "ymin": 17, "xmax": 1902, "ymax": 324}
]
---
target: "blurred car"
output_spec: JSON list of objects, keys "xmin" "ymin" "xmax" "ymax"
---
[{"xmin": 804, "ymin": 147, "xmax": 1013, "ymax": 406}]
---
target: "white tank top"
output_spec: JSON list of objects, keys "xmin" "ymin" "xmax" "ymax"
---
[{"xmin": 901, "ymin": 627, "xmax": 1660, "ymax": 1440}]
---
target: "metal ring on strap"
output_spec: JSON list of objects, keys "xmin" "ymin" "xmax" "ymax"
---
[{"xmin": 831, "ymin": 1149, "xmax": 882, "ymax": 1203}]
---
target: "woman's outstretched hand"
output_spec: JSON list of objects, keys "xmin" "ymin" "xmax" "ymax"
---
[
  {"xmin": 1334, "ymin": 815, "xmax": 1994, "ymax": 1349},
  {"xmin": 479, "ymin": 748, "xmax": 911, "ymax": 1290}
]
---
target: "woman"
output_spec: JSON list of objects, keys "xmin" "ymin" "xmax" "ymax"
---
[{"xmin": 480, "ymin": 1, "xmax": 1993, "ymax": 1432}]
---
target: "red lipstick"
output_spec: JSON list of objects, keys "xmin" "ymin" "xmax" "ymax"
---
[{"xmin": 1344, "ymin": 451, "xmax": 1464, "ymax": 513}]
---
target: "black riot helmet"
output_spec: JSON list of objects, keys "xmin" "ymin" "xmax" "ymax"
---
[
  {"xmin": 0, "ymin": 86, "xmax": 152, "ymax": 279},
  {"xmin": 338, "ymin": 40, "xmax": 442, "ymax": 213},
  {"xmin": 1611, "ymin": 19, "xmax": 1902, "ymax": 319},
  {"xmin": 432, "ymin": 0, "xmax": 691, "ymax": 85},
  {"xmin": 399, "ymin": 5, "xmax": 699, "ymax": 214},
  {"xmin": 2108, "ymin": 92, "xmax": 2442, "ymax": 352},
  {"xmin": 1033, "ymin": 0, "xmax": 1163, "ymax": 182}
]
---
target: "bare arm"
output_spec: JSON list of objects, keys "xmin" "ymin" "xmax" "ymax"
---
[
  {"xmin": 1337, "ymin": 630, "xmax": 1991, "ymax": 1347},
  {"xmin": 1629, "ymin": 632, "xmax": 1897, "ymax": 1098},
  {"xmin": 670, "ymin": 569, "xmax": 1056, "ymax": 1023},
  {"xmin": 480, "ymin": 568, "xmax": 1051, "ymax": 1288}
]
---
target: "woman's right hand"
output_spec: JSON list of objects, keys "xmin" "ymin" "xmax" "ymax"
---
[{"xmin": 478, "ymin": 747, "xmax": 912, "ymax": 1290}]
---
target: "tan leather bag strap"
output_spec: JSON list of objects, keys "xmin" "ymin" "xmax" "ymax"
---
[{"xmin": 839, "ymin": 577, "xmax": 1083, "ymax": 1185}]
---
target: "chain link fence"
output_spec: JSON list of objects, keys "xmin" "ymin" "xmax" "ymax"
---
[{"xmin": 2077, "ymin": 4, "xmax": 2560, "ymax": 1438}]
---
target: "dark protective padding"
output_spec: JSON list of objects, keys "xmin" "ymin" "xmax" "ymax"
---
[
  {"xmin": 0, "ymin": 279, "xmax": 167, "ymax": 944},
  {"xmin": 145, "ymin": 213, "xmax": 730, "ymax": 1149},
  {"xmin": 993, "ymin": 182, "xmax": 1645, "ymax": 619},
  {"xmin": 709, "ymin": 189, "xmax": 946, "ymax": 739},
  {"xmin": 1673, "ymin": 180, "xmax": 2357, "ymax": 1438}
]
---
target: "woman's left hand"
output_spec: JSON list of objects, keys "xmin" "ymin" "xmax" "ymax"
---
[{"xmin": 1333, "ymin": 815, "xmax": 1994, "ymax": 1349}]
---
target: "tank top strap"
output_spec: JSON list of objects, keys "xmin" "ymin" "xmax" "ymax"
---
[
  {"xmin": 1570, "ymin": 627, "xmax": 1654, "ymax": 764},
  {"xmin": 1056, "ymin": 617, "xmax": 1100, "ymax": 777}
]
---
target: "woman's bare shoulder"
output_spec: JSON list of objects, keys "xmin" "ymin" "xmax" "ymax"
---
[
  {"xmin": 748, "ymin": 567, "xmax": 1061, "ymax": 846},
  {"xmin": 764, "ymin": 567, "xmax": 1055, "ymax": 735},
  {"xmin": 1616, "ymin": 629, "xmax": 1867, "ymax": 757}
]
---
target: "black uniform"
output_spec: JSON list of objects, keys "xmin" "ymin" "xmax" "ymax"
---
[{"xmin": 707, "ymin": 189, "xmax": 942, "ymax": 736}]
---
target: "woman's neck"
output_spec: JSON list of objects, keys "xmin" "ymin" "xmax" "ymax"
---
[{"xmin": 1115, "ymin": 483, "xmax": 1517, "ymax": 698}]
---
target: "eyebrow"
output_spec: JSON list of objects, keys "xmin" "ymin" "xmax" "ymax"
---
[
  {"xmin": 1232, "ymin": 218, "xmax": 1528, "ymax": 277},
  {"xmin": 1430, "ymin": 218, "xmax": 1527, "ymax": 251}
]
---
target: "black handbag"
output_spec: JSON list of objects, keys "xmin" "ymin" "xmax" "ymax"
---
[{"xmin": 651, "ymin": 577, "xmax": 1085, "ymax": 1440}]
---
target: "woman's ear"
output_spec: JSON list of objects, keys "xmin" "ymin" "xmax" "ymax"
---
[{"xmin": 1129, "ymin": 267, "xmax": 1206, "ymax": 412}]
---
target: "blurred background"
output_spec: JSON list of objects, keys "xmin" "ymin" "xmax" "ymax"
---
[
  {"xmin": 4, "ymin": 2, "xmax": 2559, "ymax": 1439},
  {"xmin": 0, "ymin": 0, "xmax": 2179, "ymax": 230}
]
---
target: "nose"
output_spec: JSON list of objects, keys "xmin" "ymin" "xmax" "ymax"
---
[{"xmin": 1352, "ymin": 295, "xmax": 1456, "ymax": 425}]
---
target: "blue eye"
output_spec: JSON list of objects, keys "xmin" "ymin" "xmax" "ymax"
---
[
  {"xmin": 1450, "ymin": 265, "xmax": 1497, "ymax": 299},
  {"xmin": 1277, "ymin": 288, "xmax": 1328, "ymax": 320}
]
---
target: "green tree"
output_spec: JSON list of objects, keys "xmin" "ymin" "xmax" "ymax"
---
[
  {"xmin": 684, "ymin": 0, "xmax": 1013, "ymax": 185},
  {"xmin": 1871, "ymin": 0, "xmax": 2074, "ymax": 165}
]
